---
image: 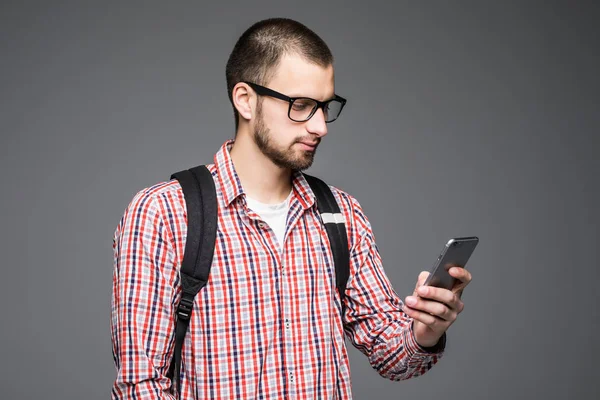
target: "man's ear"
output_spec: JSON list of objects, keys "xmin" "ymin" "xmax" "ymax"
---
[{"xmin": 232, "ymin": 82, "xmax": 254, "ymax": 122}]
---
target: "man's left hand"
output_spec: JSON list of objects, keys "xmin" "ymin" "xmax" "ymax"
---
[{"xmin": 402, "ymin": 266, "xmax": 472, "ymax": 348}]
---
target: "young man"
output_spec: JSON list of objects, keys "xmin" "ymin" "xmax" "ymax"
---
[{"xmin": 111, "ymin": 18, "xmax": 472, "ymax": 399}]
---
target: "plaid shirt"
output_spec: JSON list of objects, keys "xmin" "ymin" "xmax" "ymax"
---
[{"xmin": 111, "ymin": 140, "xmax": 444, "ymax": 399}]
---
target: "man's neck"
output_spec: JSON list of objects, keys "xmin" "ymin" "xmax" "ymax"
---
[{"xmin": 229, "ymin": 133, "xmax": 293, "ymax": 205}]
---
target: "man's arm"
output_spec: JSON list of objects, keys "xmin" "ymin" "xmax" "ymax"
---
[
  {"xmin": 111, "ymin": 189, "xmax": 179, "ymax": 399},
  {"xmin": 339, "ymin": 194, "xmax": 445, "ymax": 381}
]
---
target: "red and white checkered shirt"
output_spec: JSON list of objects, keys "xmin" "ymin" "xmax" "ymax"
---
[{"xmin": 111, "ymin": 140, "xmax": 444, "ymax": 399}]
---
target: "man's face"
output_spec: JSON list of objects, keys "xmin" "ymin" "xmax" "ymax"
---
[{"xmin": 252, "ymin": 52, "xmax": 335, "ymax": 171}]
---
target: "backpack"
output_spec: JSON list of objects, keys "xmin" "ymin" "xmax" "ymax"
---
[{"xmin": 166, "ymin": 165, "xmax": 350, "ymax": 396}]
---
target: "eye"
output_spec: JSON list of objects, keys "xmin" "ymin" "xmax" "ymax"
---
[{"xmin": 291, "ymin": 99, "xmax": 315, "ymax": 112}]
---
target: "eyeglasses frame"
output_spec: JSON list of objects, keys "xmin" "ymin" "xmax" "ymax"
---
[{"xmin": 242, "ymin": 81, "xmax": 347, "ymax": 123}]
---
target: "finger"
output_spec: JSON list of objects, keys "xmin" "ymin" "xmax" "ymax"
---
[
  {"xmin": 405, "ymin": 295, "xmax": 455, "ymax": 321},
  {"xmin": 448, "ymin": 267, "xmax": 472, "ymax": 297},
  {"xmin": 416, "ymin": 271, "xmax": 429, "ymax": 287},
  {"xmin": 418, "ymin": 286, "xmax": 464, "ymax": 312},
  {"xmin": 416, "ymin": 285, "xmax": 459, "ymax": 308},
  {"xmin": 403, "ymin": 304, "xmax": 445, "ymax": 327},
  {"xmin": 448, "ymin": 266, "xmax": 472, "ymax": 285}
]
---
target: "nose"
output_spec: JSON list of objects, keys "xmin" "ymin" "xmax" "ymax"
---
[{"xmin": 305, "ymin": 107, "xmax": 328, "ymax": 138}]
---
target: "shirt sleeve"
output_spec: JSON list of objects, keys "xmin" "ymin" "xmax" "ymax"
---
[
  {"xmin": 339, "ymin": 193, "xmax": 445, "ymax": 381},
  {"xmin": 110, "ymin": 189, "xmax": 179, "ymax": 399}
]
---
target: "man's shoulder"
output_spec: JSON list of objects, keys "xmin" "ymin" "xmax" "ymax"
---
[
  {"xmin": 314, "ymin": 180, "xmax": 375, "ymax": 246},
  {"xmin": 124, "ymin": 164, "xmax": 221, "ymax": 213},
  {"xmin": 116, "ymin": 179, "xmax": 187, "ymax": 230},
  {"xmin": 128, "ymin": 179, "xmax": 183, "ymax": 207},
  {"xmin": 321, "ymin": 181, "xmax": 362, "ymax": 213},
  {"xmin": 314, "ymin": 180, "xmax": 370, "ymax": 230},
  {"xmin": 127, "ymin": 164, "xmax": 219, "ymax": 206}
]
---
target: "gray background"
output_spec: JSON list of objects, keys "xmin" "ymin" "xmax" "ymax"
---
[{"xmin": 1, "ymin": 1, "xmax": 598, "ymax": 399}]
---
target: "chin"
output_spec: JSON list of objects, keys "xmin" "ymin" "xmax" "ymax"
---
[{"xmin": 294, "ymin": 155, "xmax": 315, "ymax": 171}]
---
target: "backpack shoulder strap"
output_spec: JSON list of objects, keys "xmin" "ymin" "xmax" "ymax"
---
[
  {"xmin": 302, "ymin": 173, "xmax": 350, "ymax": 306},
  {"xmin": 167, "ymin": 165, "xmax": 217, "ymax": 396}
]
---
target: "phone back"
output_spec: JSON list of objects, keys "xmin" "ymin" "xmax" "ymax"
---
[{"xmin": 425, "ymin": 236, "xmax": 479, "ymax": 289}]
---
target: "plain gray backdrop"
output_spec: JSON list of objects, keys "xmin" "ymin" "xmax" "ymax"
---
[{"xmin": 2, "ymin": 1, "xmax": 599, "ymax": 399}]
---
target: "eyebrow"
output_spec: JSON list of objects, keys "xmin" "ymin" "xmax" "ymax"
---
[
  {"xmin": 278, "ymin": 86, "xmax": 335, "ymax": 101},
  {"xmin": 289, "ymin": 93, "xmax": 337, "ymax": 102}
]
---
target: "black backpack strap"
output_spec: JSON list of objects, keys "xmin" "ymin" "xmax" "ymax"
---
[
  {"xmin": 302, "ymin": 174, "xmax": 350, "ymax": 307},
  {"xmin": 167, "ymin": 165, "xmax": 217, "ymax": 396}
]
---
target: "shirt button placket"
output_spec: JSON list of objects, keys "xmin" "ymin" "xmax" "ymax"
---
[{"xmin": 281, "ymin": 261, "xmax": 294, "ymax": 393}]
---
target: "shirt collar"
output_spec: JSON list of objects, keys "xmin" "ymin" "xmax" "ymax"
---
[
  {"xmin": 214, "ymin": 140, "xmax": 316, "ymax": 210},
  {"xmin": 214, "ymin": 140, "xmax": 244, "ymax": 207},
  {"xmin": 291, "ymin": 169, "xmax": 316, "ymax": 211}
]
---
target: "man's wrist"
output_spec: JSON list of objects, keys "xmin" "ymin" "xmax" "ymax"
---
[{"xmin": 411, "ymin": 321, "xmax": 446, "ymax": 353}]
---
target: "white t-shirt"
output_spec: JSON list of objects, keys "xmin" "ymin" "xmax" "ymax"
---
[{"xmin": 245, "ymin": 191, "xmax": 293, "ymax": 251}]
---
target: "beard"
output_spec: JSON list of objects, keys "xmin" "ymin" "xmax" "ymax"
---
[{"xmin": 252, "ymin": 104, "xmax": 320, "ymax": 171}]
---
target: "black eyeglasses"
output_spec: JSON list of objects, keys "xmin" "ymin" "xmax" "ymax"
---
[{"xmin": 243, "ymin": 81, "xmax": 347, "ymax": 123}]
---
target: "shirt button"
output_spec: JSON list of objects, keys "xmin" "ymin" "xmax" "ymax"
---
[{"xmin": 257, "ymin": 222, "xmax": 265, "ymax": 228}]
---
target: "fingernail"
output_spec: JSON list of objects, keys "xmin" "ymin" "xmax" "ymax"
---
[
  {"xmin": 418, "ymin": 286, "xmax": 428, "ymax": 296},
  {"xmin": 406, "ymin": 296, "xmax": 417, "ymax": 306}
]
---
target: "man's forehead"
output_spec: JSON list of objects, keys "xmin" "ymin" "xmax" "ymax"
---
[{"xmin": 267, "ymin": 53, "xmax": 335, "ymax": 99}]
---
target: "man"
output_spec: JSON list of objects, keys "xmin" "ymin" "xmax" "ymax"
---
[{"xmin": 111, "ymin": 17, "xmax": 472, "ymax": 399}]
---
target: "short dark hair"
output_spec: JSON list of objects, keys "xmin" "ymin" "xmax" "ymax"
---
[{"xmin": 225, "ymin": 18, "xmax": 334, "ymax": 130}]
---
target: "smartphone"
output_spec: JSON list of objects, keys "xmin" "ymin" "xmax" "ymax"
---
[{"xmin": 422, "ymin": 236, "xmax": 479, "ymax": 290}]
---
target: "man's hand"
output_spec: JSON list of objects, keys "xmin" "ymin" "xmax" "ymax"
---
[{"xmin": 402, "ymin": 265, "xmax": 472, "ymax": 348}]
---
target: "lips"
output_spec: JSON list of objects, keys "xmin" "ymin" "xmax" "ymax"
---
[{"xmin": 297, "ymin": 142, "xmax": 318, "ymax": 151}]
